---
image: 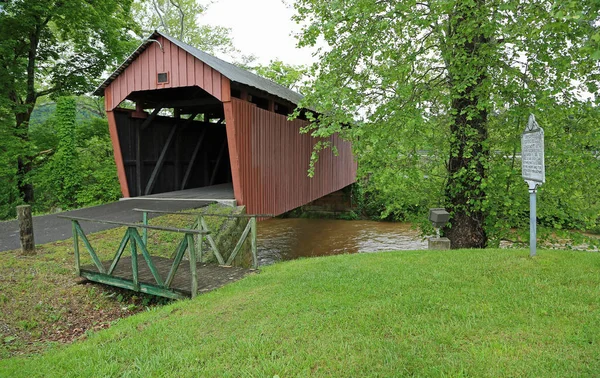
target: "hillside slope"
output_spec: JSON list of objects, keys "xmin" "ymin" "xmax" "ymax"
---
[{"xmin": 1, "ymin": 249, "xmax": 599, "ymax": 377}]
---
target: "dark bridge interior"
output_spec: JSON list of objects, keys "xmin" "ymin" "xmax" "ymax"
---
[{"xmin": 113, "ymin": 86, "xmax": 231, "ymax": 197}]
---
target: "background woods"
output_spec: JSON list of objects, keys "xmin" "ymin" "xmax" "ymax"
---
[
  {"xmin": 0, "ymin": 0, "xmax": 598, "ymax": 249},
  {"xmin": 0, "ymin": 0, "xmax": 139, "ymax": 209}
]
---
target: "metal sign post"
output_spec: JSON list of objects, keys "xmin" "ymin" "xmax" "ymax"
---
[{"xmin": 521, "ymin": 114, "xmax": 545, "ymax": 257}]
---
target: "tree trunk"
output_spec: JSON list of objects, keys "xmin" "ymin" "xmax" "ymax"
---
[
  {"xmin": 442, "ymin": 1, "xmax": 490, "ymax": 249},
  {"xmin": 15, "ymin": 111, "xmax": 34, "ymax": 203},
  {"xmin": 12, "ymin": 24, "xmax": 42, "ymax": 204},
  {"xmin": 444, "ymin": 95, "xmax": 488, "ymax": 249},
  {"xmin": 17, "ymin": 156, "xmax": 34, "ymax": 203}
]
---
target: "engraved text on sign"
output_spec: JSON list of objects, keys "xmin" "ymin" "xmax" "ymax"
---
[{"xmin": 521, "ymin": 115, "xmax": 545, "ymax": 183}]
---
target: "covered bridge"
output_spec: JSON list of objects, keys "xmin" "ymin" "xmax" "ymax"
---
[{"xmin": 94, "ymin": 31, "xmax": 356, "ymax": 216}]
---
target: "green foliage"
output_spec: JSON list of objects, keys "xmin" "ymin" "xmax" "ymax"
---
[
  {"xmin": 75, "ymin": 133, "xmax": 121, "ymax": 207},
  {"xmin": 30, "ymin": 97, "xmax": 106, "ymax": 128},
  {"xmin": 31, "ymin": 98, "xmax": 121, "ymax": 214},
  {"xmin": 49, "ymin": 97, "xmax": 80, "ymax": 208},
  {"xmin": 132, "ymin": 0, "xmax": 235, "ymax": 55},
  {"xmin": 335, "ymin": 210, "xmax": 359, "ymax": 220},
  {"xmin": 251, "ymin": 59, "xmax": 308, "ymax": 91},
  {"xmin": 0, "ymin": 101, "xmax": 22, "ymax": 219},
  {"xmin": 0, "ymin": 0, "xmax": 139, "ymax": 204},
  {"xmin": 0, "ymin": 0, "xmax": 139, "ymax": 100},
  {"xmin": 485, "ymin": 104, "xmax": 600, "ymax": 245},
  {"xmin": 292, "ymin": 0, "xmax": 600, "ymax": 245},
  {"xmin": 555, "ymin": 1, "xmax": 600, "ymax": 59}
]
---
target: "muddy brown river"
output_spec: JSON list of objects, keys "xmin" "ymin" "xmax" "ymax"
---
[{"xmin": 256, "ymin": 218, "xmax": 427, "ymax": 265}]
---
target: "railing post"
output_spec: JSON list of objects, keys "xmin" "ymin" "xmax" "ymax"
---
[
  {"xmin": 187, "ymin": 234, "xmax": 198, "ymax": 298},
  {"xmin": 196, "ymin": 215, "xmax": 201, "ymax": 258},
  {"xmin": 130, "ymin": 228, "xmax": 139, "ymax": 291},
  {"xmin": 197, "ymin": 225, "xmax": 203, "ymax": 264},
  {"xmin": 142, "ymin": 211, "xmax": 148, "ymax": 245},
  {"xmin": 251, "ymin": 217, "xmax": 258, "ymax": 269},
  {"xmin": 72, "ymin": 220, "xmax": 80, "ymax": 275}
]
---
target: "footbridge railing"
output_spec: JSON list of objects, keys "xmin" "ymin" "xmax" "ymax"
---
[
  {"xmin": 58, "ymin": 215, "xmax": 209, "ymax": 299},
  {"xmin": 133, "ymin": 209, "xmax": 274, "ymax": 270}
]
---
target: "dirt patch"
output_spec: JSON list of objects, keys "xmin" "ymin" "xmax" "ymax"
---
[{"xmin": 0, "ymin": 274, "xmax": 171, "ymax": 359}]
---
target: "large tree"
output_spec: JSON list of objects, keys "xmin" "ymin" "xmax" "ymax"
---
[
  {"xmin": 0, "ymin": 0, "xmax": 138, "ymax": 203},
  {"xmin": 252, "ymin": 59, "xmax": 308, "ymax": 92},
  {"xmin": 132, "ymin": 0, "xmax": 235, "ymax": 55},
  {"xmin": 293, "ymin": 1, "xmax": 600, "ymax": 248}
]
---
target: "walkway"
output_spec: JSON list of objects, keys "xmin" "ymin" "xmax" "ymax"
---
[
  {"xmin": 0, "ymin": 199, "xmax": 213, "ymax": 253},
  {"xmin": 1, "ymin": 184, "xmax": 236, "ymax": 253},
  {"xmin": 133, "ymin": 183, "xmax": 235, "ymax": 204}
]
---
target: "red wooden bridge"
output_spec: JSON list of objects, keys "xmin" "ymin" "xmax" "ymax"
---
[{"xmin": 94, "ymin": 31, "xmax": 356, "ymax": 216}]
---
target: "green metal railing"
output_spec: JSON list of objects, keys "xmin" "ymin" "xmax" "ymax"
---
[
  {"xmin": 59, "ymin": 215, "xmax": 209, "ymax": 299},
  {"xmin": 134, "ymin": 208, "xmax": 272, "ymax": 270}
]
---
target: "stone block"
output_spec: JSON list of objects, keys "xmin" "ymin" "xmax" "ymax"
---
[{"xmin": 428, "ymin": 237, "xmax": 451, "ymax": 250}]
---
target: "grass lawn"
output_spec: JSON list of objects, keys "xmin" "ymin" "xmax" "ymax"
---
[{"xmin": 1, "ymin": 248, "xmax": 599, "ymax": 377}]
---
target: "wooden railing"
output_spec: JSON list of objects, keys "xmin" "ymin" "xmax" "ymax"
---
[
  {"xmin": 58, "ymin": 215, "xmax": 209, "ymax": 299},
  {"xmin": 133, "ymin": 209, "xmax": 273, "ymax": 270}
]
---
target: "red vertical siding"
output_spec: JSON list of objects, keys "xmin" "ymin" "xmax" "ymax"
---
[
  {"xmin": 225, "ymin": 98, "xmax": 356, "ymax": 216},
  {"xmin": 104, "ymin": 36, "xmax": 225, "ymax": 110},
  {"xmin": 106, "ymin": 110, "xmax": 130, "ymax": 198},
  {"xmin": 186, "ymin": 53, "xmax": 195, "ymax": 86},
  {"xmin": 223, "ymin": 100, "xmax": 243, "ymax": 205},
  {"xmin": 141, "ymin": 49, "xmax": 149, "ymax": 90},
  {"xmin": 162, "ymin": 39, "xmax": 171, "ymax": 88}
]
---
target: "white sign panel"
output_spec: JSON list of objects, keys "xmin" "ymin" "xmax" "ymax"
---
[{"xmin": 521, "ymin": 114, "xmax": 545, "ymax": 184}]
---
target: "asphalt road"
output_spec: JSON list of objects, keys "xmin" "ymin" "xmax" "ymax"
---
[{"xmin": 0, "ymin": 199, "xmax": 211, "ymax": 252}]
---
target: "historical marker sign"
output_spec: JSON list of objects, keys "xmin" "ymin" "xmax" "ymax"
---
[
  {"xmin": 521, "ymin": 114, "xmax": 545, "ymax": 257},
  {"xmin": 521, "ymin": 114, "xmax": 545, "ymax": 184}
]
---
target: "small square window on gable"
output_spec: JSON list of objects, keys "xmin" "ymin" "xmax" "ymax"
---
[{"xmin": 157, "ymin": 72, "xmax": 169, "ymax": 84}]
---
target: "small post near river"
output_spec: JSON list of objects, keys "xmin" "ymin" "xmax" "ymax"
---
[
  {"xmin": 17, "ymin": 205, "xmax": 36, "ymax": 256},
  {"xmin": 521, "ymin": 114, "xmax": 545, "ymax": 257}
]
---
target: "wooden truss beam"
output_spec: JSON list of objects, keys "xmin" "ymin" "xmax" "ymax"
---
[
  {"xmin": 144, "ymin": 113, "xmax": 199, "ymax": 196},
  {"xmin": 136, "ymin": 126, "xmax": 143, "ymax": 196},
  {"xmin": 140, "ymin": 105, "xmax": 164, "ymax": 131},
  {"xmin": 209, "ymin": 138, "xmax": 227, "ymax": 186},
  {"xmin": 136, "ymin": 105, "xmax": 163, "ymax": 196},
  {"xmin": 179, "ymin": 112, "xmax": 199, "ymax": 132},
  {"xmin": 164, "ymin": 98, "xmax": 220, "ymax": 108},
  {"xmin": 144, "ymin": 125, "xmax": 178, "ymax": 196},
  {"xmin": 181, "ymin": 129, "xmax": 206, "ymax": 190}
]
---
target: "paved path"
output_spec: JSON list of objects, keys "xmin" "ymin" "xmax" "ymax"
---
[
  {"xmin": 139, "ymin": 183, "xmax": 234, "ymax": 201},
  {"xmin": 0, "ymin": 199, "xmax": 211, "ymax": 252}
]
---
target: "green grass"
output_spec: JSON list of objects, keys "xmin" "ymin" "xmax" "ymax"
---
[{"xmin": 1, "ymin": 249, "xmax": 599, "ymax": 377}]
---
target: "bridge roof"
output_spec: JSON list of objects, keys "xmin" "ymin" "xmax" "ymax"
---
[{"xmin": 93, "ymin": 30, "xmax": 304, "ymax": 106}]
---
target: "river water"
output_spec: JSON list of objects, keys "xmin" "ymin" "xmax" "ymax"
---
[{"xmin": 256, "ymin": 218, "xmax": 427, "ymax": 266}]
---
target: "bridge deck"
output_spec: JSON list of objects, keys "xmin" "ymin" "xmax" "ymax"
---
[
  {"xmin": 81, "ymin": 256, "xmax": 249, "ymax": 298},
  {"xmin": 131, "ymin": 183, "xmax": 235, "ymax": 204}
]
